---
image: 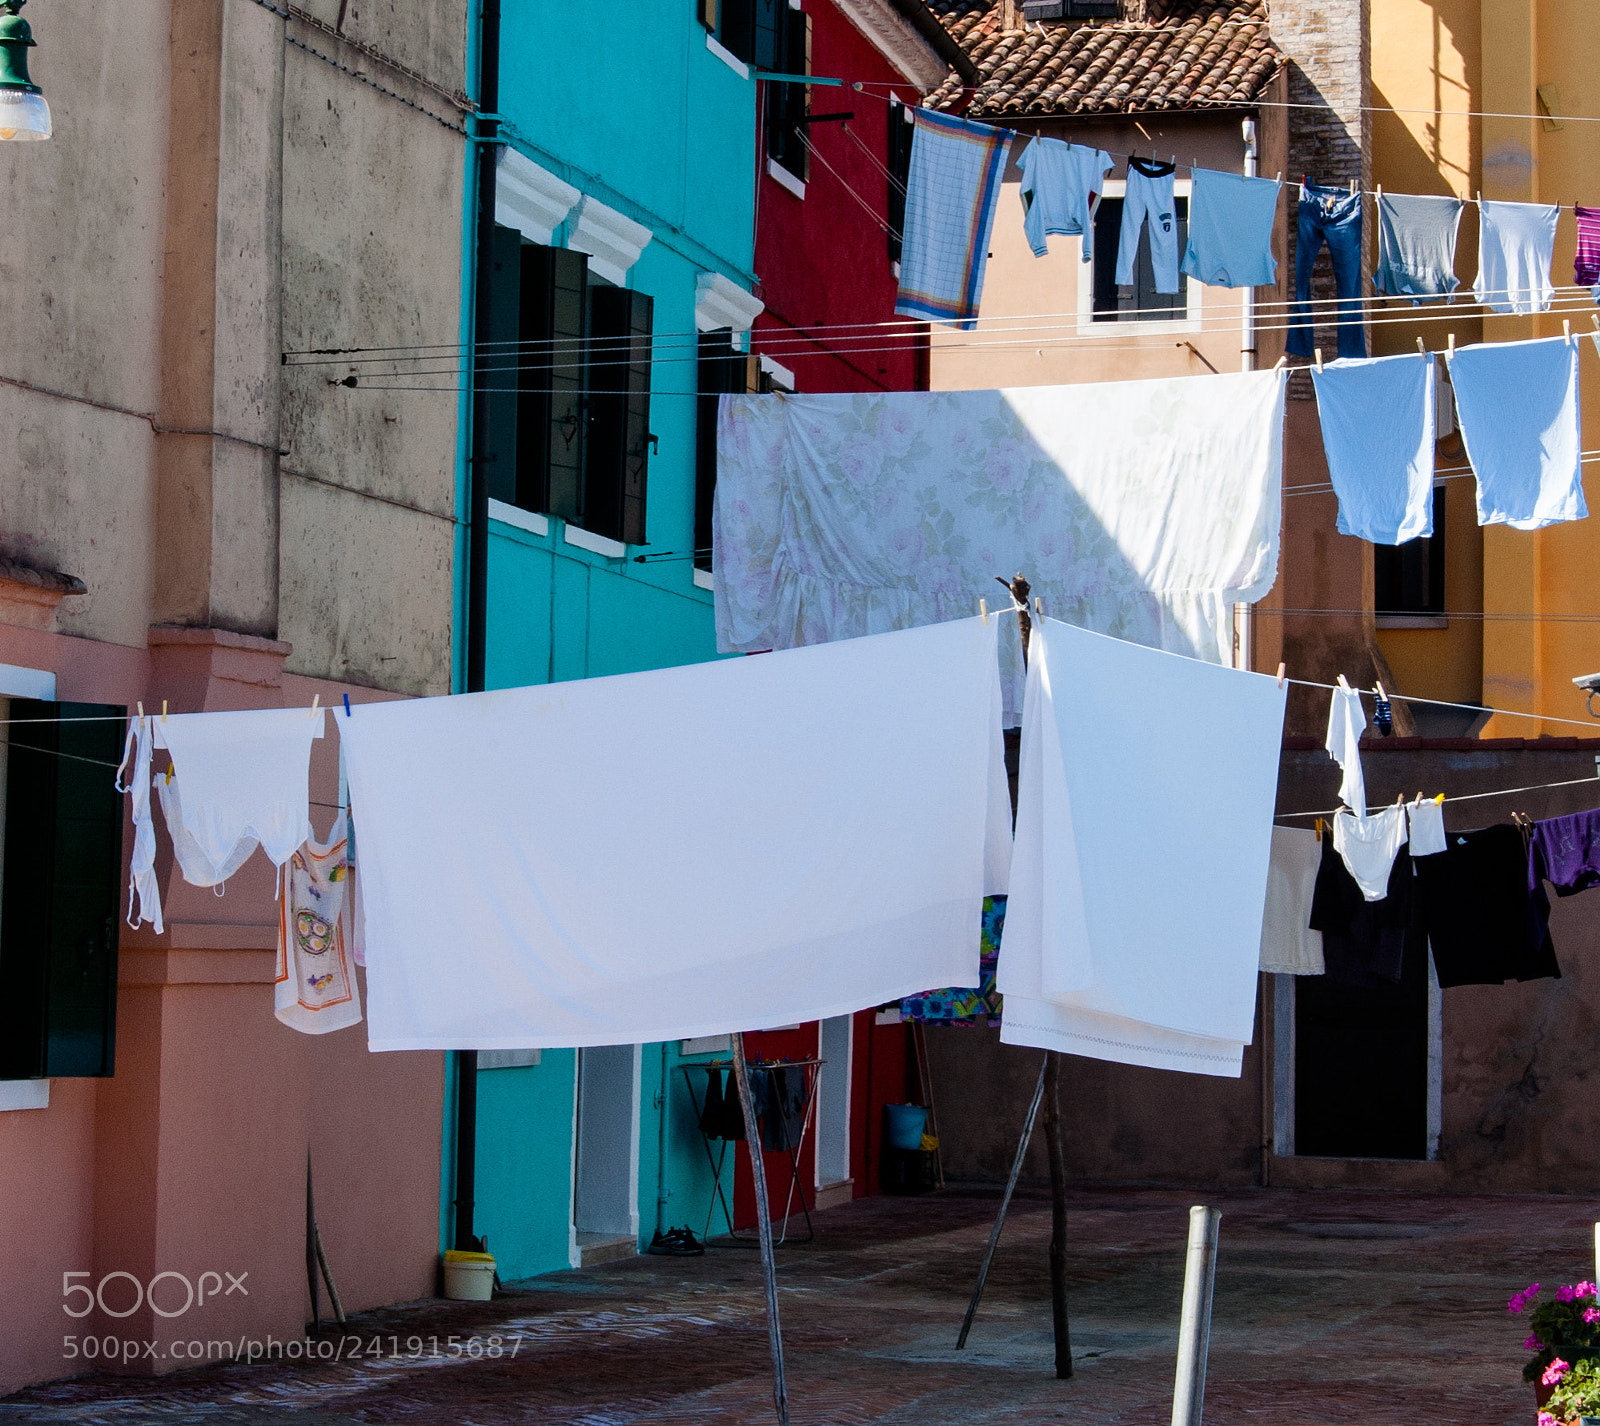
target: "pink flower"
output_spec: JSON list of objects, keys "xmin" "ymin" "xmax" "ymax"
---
[
  {"xmin": 1540, "ymin": 1413, "xmax": 1558, "ymax": 1426},
  {"xmin": 1542, "ymin": 1358, "xmax": 1570, "ymax": 1387},
  {"xmin": 1510, "ymin": 1284, "xmax": 1542, "ymax": 1314},
  {"xmin": 1527, "ymin": 1335, "xmax": 1546, "ymax": 1351},
  {"xmin": 1586, "ymin": 1308, "xmax": 1600, "ymax": 1325},
  {"xmin": 1578, "ymin": 1281, "xmax": 1598, "ymax": 1298},
  {"xmin": 1558, "ymin": 1285, "xmax": 1577, "ymax": 1303}
]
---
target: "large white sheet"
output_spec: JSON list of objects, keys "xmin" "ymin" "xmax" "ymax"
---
[
  {"xmin": 998, "ymin": 619, "xmax": 1286, "ymax": 1077},
  {"xmin": 341, "ymin": 617, "xmax": 1011, "ymax": 1051},
  {"xmin": 713, "ymin": 369, "xmax": 1287, "ymax": 723}
]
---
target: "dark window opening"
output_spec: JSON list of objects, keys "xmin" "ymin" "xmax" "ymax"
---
[
  {"xmin": 482, "ymin": 224, "xmax": 654, "ymax": 545},
  {"xmin": 1091, "ymin": 195, "xmax": 1188, "ymax": 321},
  {"xmin": 1375, "ymin": 485, "xmax": 1447, "ymax": 616},
  {"xmin": 695, "ymin": 330, "xmax": 767, "ymax": 573},
  {"xmin": 0, "ymin": 701, "xmax": 125, "ymax": 1080},
  {"xmin": 702, "ymin": 0, "xmax": 784, "ymax": 70},
  {"xmin": 887, "ymin": 99, "xmax": 913, "ymax": 265},
  {"xmin": 765, "ymin": 10, "xmax": 811, "ymax": 182}
]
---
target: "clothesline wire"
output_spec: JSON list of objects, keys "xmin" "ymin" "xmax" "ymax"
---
[
  {"xmin": 1263, "ymin": 607, "xmax": 1600, "ymax": 625},
  {"xmin": 1275, "ymin": 775, "xmax": 1600, "ymax": 822},
  {"xmin": 1284, "ymin": 450, "xmax": 1600, "ymax": 500},
  {"xmin": 281, "ymin": 285, "xmax": 1600, "ymax": 367},
  {"xmin": 792, "ymin": 130, "xmax": 902, "ymax": 240},
  {"xmin": 1284, "ymin": 676, "xmax": 1600, "ymax": 733},
  {"xmin": 288, "ymin": 297, "xmax": 1600, "ymax": 383}
]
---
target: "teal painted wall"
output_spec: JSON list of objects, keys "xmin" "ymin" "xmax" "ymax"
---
[{"xmin": 461, "ymin": 0, "xmax": 758, "ymax": 1279}]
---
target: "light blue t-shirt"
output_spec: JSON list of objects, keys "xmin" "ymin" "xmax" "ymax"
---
[
  {"xmin": 1180, "ymin": 168, "xmax": 1281, "ymax": 288},
  {"xmin": 1449, "ymin": 335, "xmax": 1587, "ymax": 530},
  {"xmin": 1018, "ymin": 137, "xmax": 1113, "ymax": 261},
  {"xmin": 1311, "ymin": 352, "xmax": 1436, "ymax": 545}
]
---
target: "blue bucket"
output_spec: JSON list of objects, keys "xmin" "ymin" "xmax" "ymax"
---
[{"xmin": 884, "ymin": 1103, "xmax": 928, "ymax": 1152}]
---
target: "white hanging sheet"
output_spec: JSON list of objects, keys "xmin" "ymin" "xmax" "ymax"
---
[
  {"xmin": 998, "ymin": 618, "xmax": 1286, "ymax": 1077},
  {"xmin": 115, "ymin": 716, "xmax": 163, "ymax": 932},
  {"xmin": 340, "ymin": 617, "xmax": 1011, "ymax": 1052},
  {"xmin": 154, "ymin": 707, "xmax": 324, "ymax": 883},
  {"xmin": 713, "ymin": 368, "xmax": 1288, "ymax": 725}
]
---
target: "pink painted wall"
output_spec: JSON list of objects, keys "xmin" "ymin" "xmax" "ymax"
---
[{"xmin": 0, "ymin": 624, "xmax": 444, "ymax": 1395}]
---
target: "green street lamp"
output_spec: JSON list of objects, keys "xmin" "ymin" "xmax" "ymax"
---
[{"xmin": 0, "ymin": 0, "xmax": 50, "ymax": 141}]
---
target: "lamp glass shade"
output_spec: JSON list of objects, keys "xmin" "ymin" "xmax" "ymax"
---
[{"xmin": 0, "ymin": 87, "xmax": 49, "ymax": 141}]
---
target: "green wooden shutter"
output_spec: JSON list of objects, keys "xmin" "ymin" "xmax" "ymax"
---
[
  {"xmin": 483, "ymin": 224, "xmax": 523, "ymax": 506},
  {"xmin": 618, "ymin": 289, "xmax": 654, "ymax": 548},
  {"xmin": 0, "ymin": 701, "xmax": 125, "ymax": 1079},
  {"xmin": 545, "ymin": 248, "xmax": 588, "ymax": 522}
]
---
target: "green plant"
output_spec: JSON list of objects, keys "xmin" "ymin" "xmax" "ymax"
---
[
  {"xmin": 1543, "ymin": 1356, "xmax": 1600, "ymax": 1426},
  {"xmin": 1509, "ymin": 1282, "xmax": 1600, "ymax": 1387}
]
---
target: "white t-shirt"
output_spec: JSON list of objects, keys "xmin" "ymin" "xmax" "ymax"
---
[{"xmin": 1019, "ymin": 137, "xmax": 1113, "ymax": 260}]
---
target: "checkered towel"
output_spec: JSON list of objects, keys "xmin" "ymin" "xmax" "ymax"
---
[{"xmin": 895, "ymin": 109, "xmax": 1011, "ymax": 330}]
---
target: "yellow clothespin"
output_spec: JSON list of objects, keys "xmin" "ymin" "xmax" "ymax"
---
[
  {"xmin": 1433, "ymin": 793, "xmax": 1444, "ymax": 805},
  {"xmin": 161, "ymin": 700, "xmax": 168, "ymax": 722},
  {"xmin": 310, "ymin": 693, "xmax": 320, "ymax": 720},
  {"xmin": 978, "ymin": 598, "xmax": 988, "ymax": 625},
  {"xmin": 1276, "ymin": 663, "xmax": 1287, "ymax": 688},
  {"xmin": 1315, "ymin": 816, "xmax": 1324, "ymax": 842},
  {"xmin": 1314, "ymin": 348, "xmax": 1325, "ymax": 374}
]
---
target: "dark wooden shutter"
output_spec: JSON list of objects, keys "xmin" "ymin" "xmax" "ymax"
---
[
  {"xmin": 720, "ymin": 0, "xmax": 754, "ymax": 62},
  {"xmin": 0, "ymin": 701, "xmax": 125, "ymax": 1079},
  {"xmin": 887, "ymin": 101, "xmax": 913, "ymax": 264},
  {"xmin": 751, "ymin": 0, "xmax": 784, "ymax": 70},
  {"xmin": 694, "ymin": 333, "xmax": 765, "ymax": 573},
  {"xmin": 699, "ymin": 0, "xmax": 717, "ymax": 31},
  {"xmin": 619, "ymin": 290, "xmax": 654, "ymax": 548},
  {"xmin": 545, "ymin": 247, "xmax": 588, "ymax": 522},
  {"xmin": 483, "ymin": 224, "xmax": 523, "ymax": 505}
]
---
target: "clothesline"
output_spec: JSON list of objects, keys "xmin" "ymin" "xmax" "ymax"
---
[
  {"xmin": 1262, "ymin": 606, "xmax": 1600, "ymax": 626},
  {"xmin": 1284, "ymin": 449, "xmax": 1600, "ymax": 500},
  {"xmin": 1275, "ymin": 774, "xmax": 1600, "ymax": 822},
  {"xmin": 1283, "ymin": 675, "xmax": 1600, "ymax": 734}
]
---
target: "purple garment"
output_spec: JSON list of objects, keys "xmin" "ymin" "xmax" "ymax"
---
[
  {"xmin": 1529, "ymin": 810, "xmax": 1600, "ymax": 897},
  {"xmin": 1576, "ymin": 206, "xmax": 1600, "ymax": 287}
]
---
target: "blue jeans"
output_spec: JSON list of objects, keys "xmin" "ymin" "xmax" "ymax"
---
[{"xmin": 1287, "ymin": 183, "xmax": 1366, "ymax": 359}]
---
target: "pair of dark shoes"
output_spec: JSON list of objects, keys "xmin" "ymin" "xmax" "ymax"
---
[{"xmin": 647, "ymin": 1226, "xmax": 705, "ymax": 1257}]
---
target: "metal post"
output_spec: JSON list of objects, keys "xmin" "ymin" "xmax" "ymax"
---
[
  {"xmin": 731, "ymin": 1032, "xmax": 790, "ymax": 1426},
  {"xmin": 1171, "ymin": 1206, "xmax": 1222, "ymax": 1426},
  {"xmin": 956, "ymin": 1053, "xmax": 1047, "ymax": 1349}
]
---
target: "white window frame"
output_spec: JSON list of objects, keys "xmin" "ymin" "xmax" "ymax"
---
[{"xmin": 1075, "ymin": 177, "xmax": 1203, "ymax": 336}]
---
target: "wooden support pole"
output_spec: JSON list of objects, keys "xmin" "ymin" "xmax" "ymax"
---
[
  {"xmin": 732, "ymin": 1031, "xmax": 790, "ymax": 1426},
  {"xmin": 1043, "ymin": 1051, "xmax": 1072, "ymax": 1378},
  {"xmin": 305, "ymin": 1152, "xmax": 321, "ymax": 1336},
  {"xmin": 956, "ymin": 1053, "xmax": 1047, "ymax": 1349},
  {"xmin": 1171, "ymin": 1206, "xmax": 1221, "ymax": 1426}
]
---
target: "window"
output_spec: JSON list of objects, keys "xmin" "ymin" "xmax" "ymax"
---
[
  {"xmin": 1375, "ymin": 485, "xmax": 1446, "ymax": 618},
  {"xmin": 765, "ymin": 9, "xmax": 811, "ymax": 183},
  {"xmin": 483, "ymin": 226, "xmax": 655, "ymax": 546},
  {"xmin": 886, "ymin": 99, "xmax": 913, "ymax": 265},
  {"xmin": 0, "ymin": 701, "xmax": 125, "ymax": 1079},
  {"xmin": 694, "ymin": 330, "xmax": 768, "ymax": 573},
  {"xmin": 700, "ymin": 0, "xmax": 785, "ymax": 70},
  {"xmin": 1091, "ymin": 193, "xmax": 1189, "ymax": 321}
]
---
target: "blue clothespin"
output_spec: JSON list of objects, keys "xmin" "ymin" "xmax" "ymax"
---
[{"xmin": 342, "ymin": 693, "xmax": 351, "ymax": 719}]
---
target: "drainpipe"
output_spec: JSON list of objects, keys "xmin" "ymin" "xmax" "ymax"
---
[
  {"xmin": 455, "ymin": 0, "xmax": 502, "ymax": 1256},
  {"xmin": 1234, "ymin": 115, "xmax": 1259, "ymax": 676}
]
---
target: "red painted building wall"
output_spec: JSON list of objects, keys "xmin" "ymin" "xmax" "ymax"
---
[{"xmin": 751, "ymin": 1, "xmax": 927, "ymax": 396}]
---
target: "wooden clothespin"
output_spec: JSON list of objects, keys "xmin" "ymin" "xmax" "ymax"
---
[
  {"xmin": 1377, "ymin": 183, "xmax": 1383, "ymax": 202},
  {"xmin": 1274, "ymin": 171, "xmax": 1282, "ymax": 184},
  {"xmin": 1447, "ymin": 332, "xmax": 1456, "ymax": 358},
  {"xmin": 1564, "ymin": 319, "xmax": 1573, "ymax": 345},
  {"xmin": 136, "ymin": 702, "xmax": 144, "ymax": 719},
  {"xmin": 1416, "ymin": 337, "xmax": 1427, "ymax": 355},
  {"xmin": 1276, "ymin": 663, "xmax": 1287, "ymax": 688},
  {"xmin": 1315, "ymin": 816, "xmax": 1324, "ymax": 842},
  {"xmin": 1272, "ymin": 355, "xmax": 1288, "ymax": 370},
  {"xmin": 1349, "ymin": 177, "xmax": 1358, "ymax": 196},
  {"xmin": 1314, "ymin": 348, "xmax": 1325, "ymax": 374},
  {"xmin": 1033, "ymin": 596, "xmax": 1042, "ymax": 616},
  {"xmin": 1591, "ymin": 314, "xmax": 1599, "ymax": 333},
  {"xmin": 1336, "ymin": 674, "xmax": 1352, "ymax": 691},
  {"xmin": 1476, "ymin": 190, "xmax": 1483, "ymax": 207},
  {"xmin": 161, "ymin": 700, "xmax": 168, "ymax": 722},
  {"xmin": 310, "ymin": 693, "xmax": 320, "ymax": 720},
  {"xmin": 1375, "ymin": 680, "xmax": 1388, "ymax": 701},
  {"xmin": 979, "ymin": 598, "xmax": 988, "ymax": 625}
]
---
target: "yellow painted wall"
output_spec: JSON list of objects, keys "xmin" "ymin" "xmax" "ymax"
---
[{"xmin": 1372, "ymin": 0, "xmax": 1600, "ymax": 735}]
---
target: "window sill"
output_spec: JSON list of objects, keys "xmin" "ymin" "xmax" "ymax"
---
[
  {"xmin": 705, "ymin": 32, "xmax": 749, "ymax": 79},
  {"xmin": 766, "ymin": 158, "xmax": 807, "ymax": 201},
  {"xmin": 1376, "ymin": 614, "xmax": 1448, "ymax": 630},
  {"xmin": 563, "ymin": 523, "xmax": 628, "ymax": 559},
  {"xmin": 488, "ymin": 499, "xmax": 549, "ymax": 538},
  {"xmin": 693, "ymin": 568, "xmax": 714, "ymax": 591},
  {"xmin": 0, "ymin": 1079, "xmax": 49, "ymax": 1111}
]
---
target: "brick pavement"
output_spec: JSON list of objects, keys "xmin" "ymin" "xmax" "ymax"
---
[{"xmin": 1, "ymin": 1181, "xmax": 1586, "ymax": 1425}]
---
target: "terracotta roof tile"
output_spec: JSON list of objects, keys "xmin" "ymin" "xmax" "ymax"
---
[{"xmin": 926, "ymin": 0, "xmax": 1281, "ymax": 118}]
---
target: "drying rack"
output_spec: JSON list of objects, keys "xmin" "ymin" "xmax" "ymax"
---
[{"xmin": 680, "ymin": 1056, "xmax": 822, "ymax": 1248}]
